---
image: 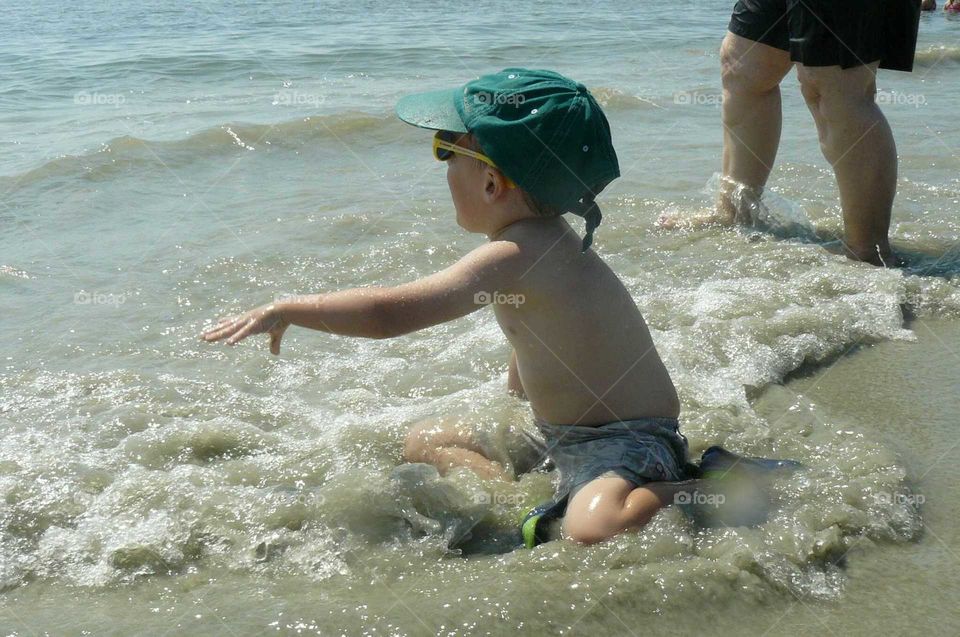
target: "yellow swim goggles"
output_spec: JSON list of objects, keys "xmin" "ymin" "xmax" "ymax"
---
[{"xmin": 432, "ymin": 131, "xmax": 516, "ymax": 188}]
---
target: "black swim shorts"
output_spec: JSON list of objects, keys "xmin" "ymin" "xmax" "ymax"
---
[{"xmin": 729, "ymin": 0, "xmax": 921, "ymax": 71}]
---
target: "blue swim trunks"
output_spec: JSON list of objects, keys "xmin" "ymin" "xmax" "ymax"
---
[{"xmin": 536, "ymin": 416, "xmax": 691, "ymax": 512}]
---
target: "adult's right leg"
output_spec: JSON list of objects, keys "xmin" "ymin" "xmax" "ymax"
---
[{"xmin": 718, "ymin": 32, "xmax": 793, "ymax": 222}]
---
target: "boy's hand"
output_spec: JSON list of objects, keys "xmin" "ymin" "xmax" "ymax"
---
[{"xmin": 201, "ymin": 303, "xmax": 289, "ymax": 355}]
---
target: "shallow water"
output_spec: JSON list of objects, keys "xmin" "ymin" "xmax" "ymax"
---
[
  {"xmin": 2, "ymin": 1, "xmax": 960, "ymax": 635},
  {"xmin": 3, "ymin": 322, "xmax": 960, "ymax": 637}
]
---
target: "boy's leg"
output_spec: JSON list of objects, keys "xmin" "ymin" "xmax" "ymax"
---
[
  {"xmin": 403, "ymin": 417, "xmax": 512, "ymax": 481},
  {"xmin": 561, "ymin": 475, "xmax": 703, "ymax": 545}
]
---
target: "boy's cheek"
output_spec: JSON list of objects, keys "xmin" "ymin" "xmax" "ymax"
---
[{"xmin": 447, "ymin": 164, "xmax": 465, "ymax": 203}]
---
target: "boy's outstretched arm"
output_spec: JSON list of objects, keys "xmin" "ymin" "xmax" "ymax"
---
[{"xmin": 200, "ymin": 241, "xmax": 528, "ymax": 354}]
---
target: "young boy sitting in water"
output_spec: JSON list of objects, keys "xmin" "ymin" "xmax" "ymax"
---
[{"xmin": 201, "ymin": 68, "xmax": 705, "ymax": 546}]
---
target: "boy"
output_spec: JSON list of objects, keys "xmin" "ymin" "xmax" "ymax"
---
[{"xmin": 201, "ymin": 68, "xmax": 703, "ymax": 546}]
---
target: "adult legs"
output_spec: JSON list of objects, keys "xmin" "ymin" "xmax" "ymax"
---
[
  {"xmin": 718, "ymin": 32, "xmax": 793, "ymax": 222},
  {"xmin": 797, "ymin": 62, "xmax": 896, "ymax": 265},
  {"xmin": 659, "ymin": 32, "xmax": 792, "ymax": 229}
]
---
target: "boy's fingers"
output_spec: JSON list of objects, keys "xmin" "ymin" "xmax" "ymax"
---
[
  {"xmin": 269, "ymin": 325, "xmax": 287, "ymax": 356},
  {"xmin": 226, "ymin": 318, "xmax": 258, "ymax": 345},
  {"xmin": 203, "ymin": 316, "xmax": 246, "ymax": 340},
  {"xmin": 269, "ymin": 333, "xmax": 280, "ymax": 355},
  {"xmin": 202, "ymin": 323, "xmax": 234, "ymax": 341},
  {"xmin": 203, "ymin": 315, "xmax": 239, "ymax": 330},
  {"xmin": 202, "ymin": 323, "xmax": 224, "ymax": 337}
]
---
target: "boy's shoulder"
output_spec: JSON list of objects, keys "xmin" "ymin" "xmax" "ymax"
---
[
  {"xmin": 495, "ymin": 217, "xmax": 581, "ymax": 257},
  {"xmin": 491, "ymin": 218, "xmax": 616, "ymax": 290},
  {"xmin": 453, "ymin": 218, "xmax": 616, "ymax": 302}
]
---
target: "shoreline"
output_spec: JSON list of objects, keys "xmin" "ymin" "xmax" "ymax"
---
[{"xmin": 751, "ymin": 315, "xmax": 960, "ymax": 636}]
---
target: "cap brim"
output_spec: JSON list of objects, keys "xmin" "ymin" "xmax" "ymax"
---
[{"xmin": 395, "ymin": 87, "xmax": 467, "ymax": 133}]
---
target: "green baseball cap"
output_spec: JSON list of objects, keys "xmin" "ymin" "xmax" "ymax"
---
[{"xmin": 396, "ymin": 68, "xmax": 620, "ymax": 251}]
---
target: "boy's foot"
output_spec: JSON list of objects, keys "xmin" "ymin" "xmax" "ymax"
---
[
  {"xmin": 691, "ymin": 446, "xmax": 803, "ymax": 528},
  {"xmin": 520, "ymin": 500, "xmax": 565, "ymax": 548},
  {"xmin": 698, "ymin": 445, "xmax": 803, "ymax": 478}
]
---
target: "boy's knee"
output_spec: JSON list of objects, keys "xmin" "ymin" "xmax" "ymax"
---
[
  {"xmin": 564, "ymin": 529, "xmax": 609, "ymax": 546},
  {"xmin": 402, "ymin": 421, "xmax": 436, "ymax": 463},
  {"xmin": 561, "ymin": 504, "xmax": 633, "ymax": 545},
  {"xmin": 562, "ymin": 510, "xmax": 656, "ymax": 545},
  {"xmin": 562, "ymin": 518, "xmax": 617, "ymax": 545}
]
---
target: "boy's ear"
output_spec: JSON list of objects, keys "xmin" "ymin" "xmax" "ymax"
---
[{"xmin": 482, "ymin": 167, "xmax": 509, "ymax": 203}]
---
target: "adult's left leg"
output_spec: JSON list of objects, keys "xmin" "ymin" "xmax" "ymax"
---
[{"xmin": 797, "ymin": 62, "xmax": 897, "ymax": 265}]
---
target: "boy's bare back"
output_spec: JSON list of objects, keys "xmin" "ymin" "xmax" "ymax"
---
[{"xmin": 492, "ymin": 215, "xmax": 679, "ymax": 426}]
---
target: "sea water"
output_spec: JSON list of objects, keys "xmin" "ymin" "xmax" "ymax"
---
[{"xmin": 2, "ymin": 1, "xmax": 960, "ymax": 635}]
